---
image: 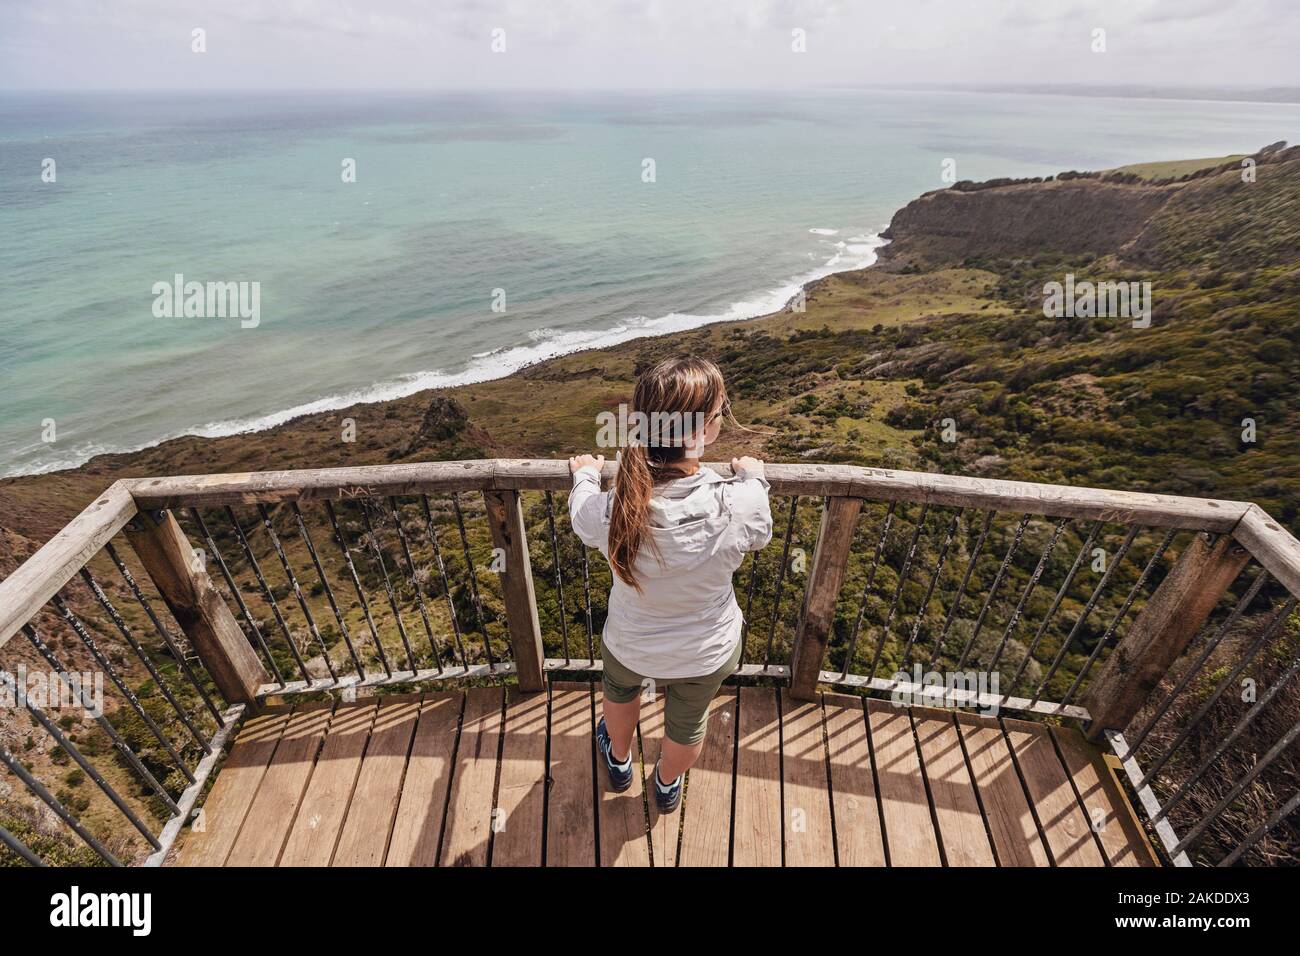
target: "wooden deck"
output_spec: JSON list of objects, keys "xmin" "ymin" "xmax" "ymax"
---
[{"xmin": 176, "ymin": 682, "xmax": 1158, "ymax": 867}]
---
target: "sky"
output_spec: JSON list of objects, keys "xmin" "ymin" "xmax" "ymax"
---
[{"xmin": 1, "ymin": 0, "xmax": 1297, "ymax": 92}]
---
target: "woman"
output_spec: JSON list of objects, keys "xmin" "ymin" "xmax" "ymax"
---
[{"xmin": 568, "ymin": 355, "xmax": 771, "ymax": 812}]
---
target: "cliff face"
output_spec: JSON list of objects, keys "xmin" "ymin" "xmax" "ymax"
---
[
  {"xmin": 879, "ymin": 144, "xmax": 1300, "ymax": 272},
  {"xmin": 880, "ymin": 179, "xmax": 1176, "ymax": 268}
]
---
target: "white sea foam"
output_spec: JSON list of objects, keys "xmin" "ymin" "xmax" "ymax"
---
[
  {"xmin": 8, "ymin": 233, "xmax": 888, "ymax": 478},
  {"xmin": 808, "ymin": 227, "xmax": 840, "ymax": 235}
]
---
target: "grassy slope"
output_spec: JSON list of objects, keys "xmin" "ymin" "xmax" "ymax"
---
[{"xmin": 1108, "ymin": 154, "xmax": 1247, "ymax": 181}]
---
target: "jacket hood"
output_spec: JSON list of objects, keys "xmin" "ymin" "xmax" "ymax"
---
[{"xmin": 637, "ymin": 468, "xmax": 736, "ymax": 573}]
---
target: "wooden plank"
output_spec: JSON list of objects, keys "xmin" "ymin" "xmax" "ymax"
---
[
  {"xmin": 279, "ymin": 700, "xmax": 378, "ymax": 866},
  {"xmin": 124, "ymin": 507, "xmax": 269, "ymax": 703},
  {"xmin": 822, "ymin": 693, "xmax": 886, "ymax": 866},
  {"xmin": 179, "ymin": 709, "xmax": 292, "ymax": 866},
  {"xmin": 546, "ymin": 681, "xmax": 596, "ymax": 867},
  {"xmin": 1085, "ymin": 533, "xmax": 1249, "ymax": 739},
  {"xmin": 597, "ymin": 697, "xmax": 651, "ymax": 868},
  {"xmin": 1053, "ymin": 726, "xmax": 1157, "ymax": 867},
  {"xmin": 953, "ymin": 711, "xmax": 1050, "ymax": 866},
  {"xmin": 865, "ymin": 699, "xmax": 941, "ymax": 866},
  {"xmin": 492, "ymin": 687, "xmax": 548, "ymax": 867},
  {"xmin": 439, "ymin": 686, "xmax": 504, "ymax": 867},
  {"xmin": 225, "ymin": 703, "xmax": 333, "ymax": 866},
  {"xmin": 911, "ymin": 707, "xmax": 995, "ymax": 866},
  {"xmin": 483, "ymin": 490, "xmax": 545, "ymax": 692},
  {"xmin": 385, "ymin": 691, "xmax": 463, "ymax": 867},
  {"xmin": 789, "ymin": 496, "xmax": 863, "ymax": 699},
  {"xmin": 677, "ymin": 688, "xmax": 736, "ymax": 867},
  {"xmin": 733, "ymin": 686, "xmax": 782, "ymax": 866},
  {"xmin": 0, "ymin": 481, "xmax": 137, "ymax": 649},
  {"xmin": 332, "ymin": 694, "xmax": 423, "ymax": 866},
  {"xmin": 779, "ymin": 690, "xmax": 835, "ymax": 866},
  {"xmin": 1234, "ymin": 503, "xmax": 1300, "ymax": 597},
  {"xmin": 1003, "ymin": 717, "xmax": 1105, "ymax": 866},
  {"xmin": 641, "ymin": 693, "xmax": 680, "ymax": 867}
]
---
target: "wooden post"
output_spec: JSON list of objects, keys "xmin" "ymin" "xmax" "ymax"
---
[
  {"xmin": 484, "ymin": 489, "xmax": 546, "ymax": 693},
  {"xmin": 789, "ymin": 496, "xmax": 863, "ymax": 700},
  {"xmin": 1084, "ymin": 532, "xmax": 1249, "ymax": 740},
  {"xmin": 125, "ymin": 508, "xmax": 269, "ymax": 705}
]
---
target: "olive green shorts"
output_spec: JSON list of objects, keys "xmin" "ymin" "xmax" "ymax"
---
[{"xmin": 601, "ymin": 640, "xmax": 743, "ymax": 746}]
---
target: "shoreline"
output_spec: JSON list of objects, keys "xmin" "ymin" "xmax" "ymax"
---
[{"xmin": 4, "ymin": 233, "xmax": 888, "ymax": 480}]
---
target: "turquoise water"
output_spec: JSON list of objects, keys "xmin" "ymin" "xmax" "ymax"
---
[{"xmin": 2, "ymin": 90, "xmax": 1297, "ymax": 477}]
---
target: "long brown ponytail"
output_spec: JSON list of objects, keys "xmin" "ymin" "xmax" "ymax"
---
[{"xmin": 608, "ymin": 356, "xmax": 730, "ymax": 590}]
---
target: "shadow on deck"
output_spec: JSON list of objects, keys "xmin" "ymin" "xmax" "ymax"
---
[{"xmin": 175, "ymin": 682, "xmax": 1157, "ymax": 867}]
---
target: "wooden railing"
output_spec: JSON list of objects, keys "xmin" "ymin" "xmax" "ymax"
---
[{"xmin": 0, "ymin": 459, "xmax": 1297, "ymax": 867}]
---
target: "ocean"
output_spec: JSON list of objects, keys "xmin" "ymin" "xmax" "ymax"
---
[{"xmin": 2, "ymin": 89, "xmax": 1298, "ymax": 477}]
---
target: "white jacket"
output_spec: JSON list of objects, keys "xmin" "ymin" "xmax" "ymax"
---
[{"xmin": 569, "ymin": 463, "xmax": 773, "ymax": 678}]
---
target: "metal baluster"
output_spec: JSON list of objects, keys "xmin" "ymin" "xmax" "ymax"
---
[
  {"xmin": 544, "ymin": 491, "xmax": 572, "ymax": 666},
  {"xmin": 324, "ymin": 500, "xmax": 392, "ymax": 678},
  {"xmin": 1030, "ymin": 525, "xmax": 1140, "ymax": 706},
  {"xmin": 1061, "ymin": 528, "xmax": 1177, "ymax": 705},
  {"xmin": 986, "ymin": 519, "xmax": 1069, "ymax": 673},
  {"xmin": 764, "ymin": 496, "xmax": 800, "ymax": 668},
  {"xmin": 841, "ymin": 502, "xmax": 896, "ymax": 679},
  {"xmin": 1155, "ymin": 635, "xmax": 1300, "ymax": 824},
  {"xmin": 22, "ymin": 624, "xmax": 179, "ymax": 812},
  {"xmin": 23, "ymin": 624, "xmax": 179, "ymax": 814},
  {"xmin": 225, "ymin": 506, "xmax": 312, "ymax": 683},
  {"xmin": 388, "ymin": 497, "xmax": 444, "ymax": 673},
  {"xmin": 357, "ymin": 500, "xmax": 418, "ymax": 673},
  {"xmin": 740, "ymin": 551, "xmax": 762, "ymax": 666},
  {"xmin": 927, "ymin": 510, "xmax": 994, "ymax": 665},
  {"xmin": 1173, "ymin": 712, "xmax": 1300, "ymax": 858},
  {"xmin": 290, "ymin": 503, "xmax": 366, "ymax": 680},
  {"xmin": 1006, "ymin": 521, "xmax": 1102, "ymax": 694},
  {"xmin": 580, "ymin": 541, "xmax": 596, "ymax": 663},
  {"xmin": 953, "ymin": 512, "xmax": 1028, "ymax": 671},
  {"xmin": 1135, "ymin": 597, "xmax": 1295, "ymax": 789},
  {"xmin": 104, "ymin": 542, "xmax": 223, "ymax": 722},
  {"xmin": 0, "ymin": 825, "xmax": 43, "ymax": 867},
  {"xmin": 189, "ymin": 508, "xmax": 286, "ymax": 688},
  {"xmin": 868, "ymin": 503, "xmax": 931, "ymax": 677},
  {"xmin": 51, "ymin": 595, "xmax": 194, "ymax": 782},
  {"xmin": 258, "ymin": 504, "xmax": 338, "ymax": 683},
  {"xmin": 900, "ymin": 509, "xmax": 963, "ymax": 666},
  {"xmin": 78, "ymin": 567, "xmax": 208, "ymax": 751},
  {"xmin": 453, "ymin": 493, "xmax": 495, "ymax": 666},
  {"xmin": 1129, "ymin": 569, "xmax": 1270, "ymax": 753},
  {"xmin": 1219, "ymin": 790, "xmax": 1300, "ymax": 867},
  {"xmin": 0, "ymin": 670, "xmax": 159, "ymax": 848},
  {"xmin": 0, "ymin": 740, "xmax": 120, "ymax": 866},
  {"xmin": 420, "ymin": 495, "xmax": 468, "ymax": 669}
]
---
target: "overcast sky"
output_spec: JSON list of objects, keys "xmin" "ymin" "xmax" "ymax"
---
[{"xmin": 2, "ymin": 0, "xmax": 1296, "ymax": 92}]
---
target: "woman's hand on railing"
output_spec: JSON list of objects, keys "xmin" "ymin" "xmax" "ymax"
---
[
  {"xmin": 731, "ymin": 456, "xmax": 765, "ymax": 479},
  {"xmin": 569, "ymin": 454, "xmax": 605, "ymax": 475}
]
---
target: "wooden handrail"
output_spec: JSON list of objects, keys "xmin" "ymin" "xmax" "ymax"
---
[
  {"xmin": 0, "ymin": 481, "xmax": 137, "ymax": 649},
  {"xmin": 1232, "ymin": 503, "xmax": 1300, "ymax": 596},
  {"xmin": 124, "ymin": 459, "xmax": 1251, "ymax": 530}
]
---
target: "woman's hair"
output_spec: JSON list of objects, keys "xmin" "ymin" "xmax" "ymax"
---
[{"xmin": 608, "ymin": 355, "xmax": 730, "ymax": 590}]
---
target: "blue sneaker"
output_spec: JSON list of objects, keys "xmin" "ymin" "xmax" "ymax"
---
[
  {"xmin": 596, "ymin": 717, "xmax": 634, "ymax": 792},
  {"xmin": 652, "ymin": 760, "xmax": 683, "ymax": 814}
]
